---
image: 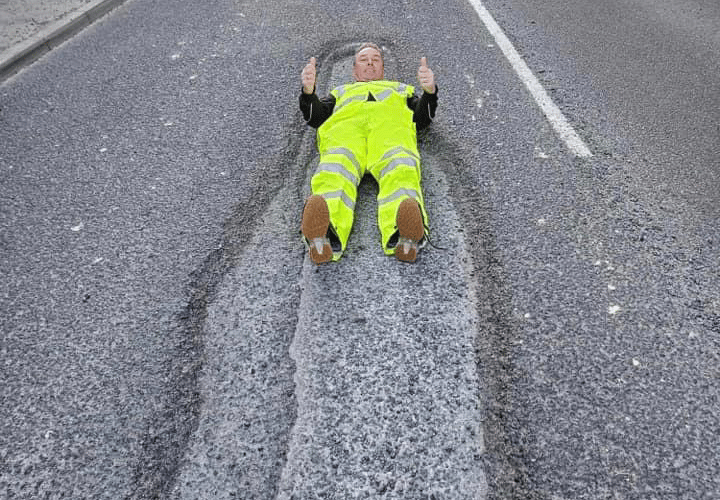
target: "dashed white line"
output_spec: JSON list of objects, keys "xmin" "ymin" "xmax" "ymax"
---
[{"xmin": 466, "ymin": 0, "xmax": 593, "ymax": 158}]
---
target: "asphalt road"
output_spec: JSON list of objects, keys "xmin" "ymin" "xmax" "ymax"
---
[{"xmin": 1, "ymin": 0, "xmax": 718, "ymax": 498}]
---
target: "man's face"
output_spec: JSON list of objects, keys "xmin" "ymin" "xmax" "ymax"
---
[{"xmin": 352, "ymin": 47, "xmax": 384, "ymax": 82}]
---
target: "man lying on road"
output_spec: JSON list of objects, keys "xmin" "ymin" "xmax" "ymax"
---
[{"xmin": 299, "ymin": 43, "xmax": 438, "ymax": 263}]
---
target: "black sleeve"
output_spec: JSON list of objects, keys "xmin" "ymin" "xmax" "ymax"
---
[
  {"xmin": 299, "ymin": 90, "xmax": 336, "ymax": 128},
  {"xmin": 408, "ymin": 88, "xmax": 438, "ymax": 131}
]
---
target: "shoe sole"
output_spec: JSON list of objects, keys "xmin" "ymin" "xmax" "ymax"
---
[
  {"xmin": 395, "ymin": 198, "xmax": 424, "ymax": 263},
  {"xmin": 301, "ymin": 195, "xmax": 333, "ymax": 264}
]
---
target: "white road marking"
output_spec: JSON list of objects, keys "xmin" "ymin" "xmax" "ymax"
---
[{"xmin": 466, "ymin": 0, "xmax": 593, "ymax": 158}]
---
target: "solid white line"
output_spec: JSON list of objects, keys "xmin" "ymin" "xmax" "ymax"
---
[{"xmin": 466, "ymin": 0, "xmax": 593, "ymax": 158}]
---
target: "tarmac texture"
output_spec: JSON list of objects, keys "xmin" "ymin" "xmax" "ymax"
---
[{"xmin": 2, "ymin": 0, "xmax": 719, "ymax": 498}]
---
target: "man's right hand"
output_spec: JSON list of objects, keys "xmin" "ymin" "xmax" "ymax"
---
[{"xmin": 301, "ymin": 57, "xmax": 317, "ymax": 94}]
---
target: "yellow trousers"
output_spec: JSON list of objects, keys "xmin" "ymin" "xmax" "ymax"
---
[{"xmin": 312, "ymin": 83, "xmax": 428, "ymax": 259}]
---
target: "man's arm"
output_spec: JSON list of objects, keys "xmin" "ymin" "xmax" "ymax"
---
[
  {"xmin": 299, "ymin": 56, "xmax": 335, "ymax": 128},
  {"xmin": 408, "ymin": 89, "xmax": 438, "ymax": 131},
  {"xmin": 299, "ymin": 91, "xmax": 336, "ymax": 128},
  {"xmin": 409, "ymin": 56, "xmax": 438, "ymax": 131}
]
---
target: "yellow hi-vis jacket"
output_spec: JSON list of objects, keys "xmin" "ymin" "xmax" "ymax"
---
[{"xmin": 311, "ymin": 80, "xmax": 428, "ymax": 258}]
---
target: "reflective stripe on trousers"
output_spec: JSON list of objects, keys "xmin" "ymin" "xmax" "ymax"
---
[
  {"xmin": 377, "ymin": 188, "xmax": 421, "ymax": 207},
  {"xmin": 333, "ymin": 82, "xmax": 411, "ymax": 113},
  {"xmin": 324, "ymin": 147, "xmax": 362, "ymax": 173},
  {"xmin": 379, "ymin": 157, "xmax": 418, "ymax": 180},
  {"xmin": 322, "ymin": 189, "xmax": 355, "ymax": 211},
  {"xmin": 315, "ymin": 162, "xmax": 360, "ymax": 185}
]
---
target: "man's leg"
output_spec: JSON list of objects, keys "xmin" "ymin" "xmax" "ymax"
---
[
  {"xmin": 301, "ymin": 194, "xmax": 333, "ymax": 264},
  {"xmin": 369, "ymin": 142, "xmax": 428, "ymax": 260},
  {"xmin": 394, "ymin": 197, "xmax": 425, "ymax": 262},
  {"xmin": 303, "ymin": 141, "xmax": 365, "ymax": 262}
]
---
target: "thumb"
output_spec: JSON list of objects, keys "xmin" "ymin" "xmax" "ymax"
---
[
  {"xmin": 309, "ymin": 56, "xmax": 317, "ymax": 67},
  {"xmin": 420, "ymin": 56, "xmax": 428, "ymax": 68}
]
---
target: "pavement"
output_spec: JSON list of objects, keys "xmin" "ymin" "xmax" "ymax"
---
[{"xmin": 0, "ymin": 0, "xmax": 126, "ymax": 81}]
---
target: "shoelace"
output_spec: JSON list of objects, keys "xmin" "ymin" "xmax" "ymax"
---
[{"xmin": 424, "ymin": 232, "xmax": 448, "ymax": 251}]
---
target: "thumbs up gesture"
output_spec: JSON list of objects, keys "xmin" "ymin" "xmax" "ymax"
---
[
  {"xmin": 417, "ymin": 56, "xmax": 436, "ymax": 94},
  {"xmin": 302, "ymin": 57, "xmax": 317, "ymax": 95}
]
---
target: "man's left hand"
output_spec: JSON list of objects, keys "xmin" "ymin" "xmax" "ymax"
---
[{"xmin": 417, "ymin": 57, "xmax": 436, "ymax": 94}]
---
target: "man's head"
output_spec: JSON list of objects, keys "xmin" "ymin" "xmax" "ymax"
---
[{"xmin": 352, "ymin": 43, "xmax": 384, "ymax": 82}]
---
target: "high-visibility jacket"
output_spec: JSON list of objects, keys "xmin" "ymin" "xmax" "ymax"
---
[{"xmin": 311, "ymin": 80, "xmax": 428, "ymax": 258}]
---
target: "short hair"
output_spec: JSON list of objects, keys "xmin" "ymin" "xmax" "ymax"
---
[{"xmin": 354, "ymin": 43, "xmax": 384, "ymax": 63}]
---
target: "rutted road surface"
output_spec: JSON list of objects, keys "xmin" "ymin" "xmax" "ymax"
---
[
  {"xmin": 171, "ymin": 49, "xmax": 486, "ymax": 498},
  {"xmin": 1, "ymin": 0, "xmax": 719, "ymax": 498}
]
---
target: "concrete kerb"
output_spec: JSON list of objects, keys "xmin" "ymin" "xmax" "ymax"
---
[{"xmin": 0, "ymin": 0, "xmax": 127, "ymax": 82}]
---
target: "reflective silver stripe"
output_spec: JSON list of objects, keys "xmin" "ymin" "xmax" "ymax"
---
[
  {"xmin": 334, "ymin": 85, "xmax": 348, "ymax": 99},
  {"xmin": 375, "ymin": 88, "xmax": 394, "ymax": 101},
  {"xmin": 379, "ymin": 157, "xmax": 418, "ymax": 179},
  {"xmin": 334, "ymin": 82, "xmax": 409, "ymax": 110},
  {"xmin": 324, "ymin": 147, "xmax": 361, "ymax": 173},
  {"xmin": 334, "ymin": 94, "xmax": 367, "ymax": 113},
  {"xmin": 378, "ymin": 188, "xmax": 420, "ymax": 206},
  {"xmin": 375, "ymin": 84, "xmax": 408, "ymax": 101},
  {"xmin": 315, "ymin": 162, "xmax": 359, "ymax": 185},
  {"xmin": 380, "ymin": 146, "xmax": 419, "ymax": 162},
  {"xmin": 323, "ymin": 189, "xmax": 356, "ymax": 210}
]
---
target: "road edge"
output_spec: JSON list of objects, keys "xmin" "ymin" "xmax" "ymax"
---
[{"xmin": 0, "ymin": 0, "xmax": 127, "ymax": 83}]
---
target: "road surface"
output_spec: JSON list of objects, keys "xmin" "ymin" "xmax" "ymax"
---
[{"xmin": 1, "ymin": 0, "xmax": 718, "ymax": 498}]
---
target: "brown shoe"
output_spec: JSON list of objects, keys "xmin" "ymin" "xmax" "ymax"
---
[
  {"xmin": 395, "ymin": 198, "xmax": 424, "ymax": 263},
  {"xmin": 301, "ymin": 195, "xmax": 333, "ymax": 264}
]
